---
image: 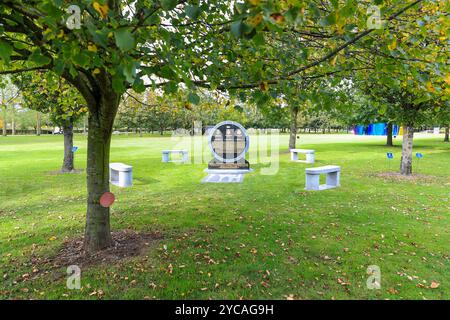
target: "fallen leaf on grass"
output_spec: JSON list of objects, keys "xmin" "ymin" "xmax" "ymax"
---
[
  {"xmin": 388, "ymin": 287, "xmax": 398, "ymax": 294},
  {"xmin": 430, "ymin": 281, "xmax": 440, "ymax": 289},
  {"xmin": 337, "ymin": 278, "xmax": 350, "ymax": 286}
]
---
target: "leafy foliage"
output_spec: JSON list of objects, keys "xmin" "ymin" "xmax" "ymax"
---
[{"xmin": 12, "ymin": 72, "xmax": 87, "ymax": 128}]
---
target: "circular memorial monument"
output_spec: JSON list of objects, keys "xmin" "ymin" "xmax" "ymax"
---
[{"xmin": 207, "ymin": 120, "xmax": 250, "ymax": 171}]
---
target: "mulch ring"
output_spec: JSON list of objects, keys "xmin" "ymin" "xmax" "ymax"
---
[
  {"xmin": 369, "ymin": 172, "xmax": 438, "ymax": 183},
  {"xmin": 19, "ymin": 230, "xmax": 163, "ymax": 284},
  {"xmin": 52, "ymin": 230, "xmax": 163, "ymax": 269}
]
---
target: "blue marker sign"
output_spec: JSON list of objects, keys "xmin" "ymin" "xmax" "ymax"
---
[
  {"xmin": 72, "ymin": 146, "xmax": 79, "ymax": 153},
  {"xmin": 386, "ymin": 153, "xmax": 393, "ymax": 159},
  {"xmin": 415, "ymin": 153, "xmax": 423, "ymax": 159}
]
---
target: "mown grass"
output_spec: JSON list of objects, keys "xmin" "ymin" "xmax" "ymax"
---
[{"xmin": 0, "ymin": 133, "xmax": 448, "ymax": 300}]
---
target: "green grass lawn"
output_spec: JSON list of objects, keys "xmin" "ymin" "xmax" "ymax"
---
[{"xmin": 0, "ymin": 133, "xmax": 449, "ymax": 300}]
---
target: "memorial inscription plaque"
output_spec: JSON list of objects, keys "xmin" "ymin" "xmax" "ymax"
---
[
  {"xmin": 207, "ymin": 121, "xmax": 250, "ymax": 170},
  {"xmin": 202, "ymin": 121, "xmax": 252, "ymax": 183}
]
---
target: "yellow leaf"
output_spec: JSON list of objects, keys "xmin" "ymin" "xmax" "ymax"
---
[
  {"xmin": 93, "ymin": 2, "xmax": 109, "ymax": 19},
  {"xmin": 445, "ymin": 73, "xmax": 450, "ymax": 86},
  {"xmin": 260, "ymin": 82, "xmax": 269, "ymax": 91},
  {"xmin": 248, "ymin": 13, "xmax": 263, "ymax": 26},
  {"xmin": 49, "ymin": 236, "xmax": 57, "ymax": 241},
  {"xmin": 57, "ymin": 30, "xmax": 65, "ymax": 38},
  {"xmin": 88, "ymin": 43, "xmax": 98, "ymax": 52},
  {"xmin": 426, "ymin": 81, "xmax": 435, "ymax": 92},
  {"xmin": 330, "ymin": 55, "xmax": 338, "ymax": 66},
  {"xmin": 43, "ymin": 28, "xmax": 54, "ymax": 40},
  {"xmin": 92, "ymin": 68, "xmax": 100, "ymax": 75},
  {"xmin": 388, "ymin": 38, "xmax": 397, "ymax": 51},
  {"xmin": 247, "ymin": 0, "xmax": 260, "ymax": 6}
]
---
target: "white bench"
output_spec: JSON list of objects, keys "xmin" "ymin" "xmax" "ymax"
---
[
  {"xmin": 109, "ymin": 163, "xmax": 133, "ymax": 187},
  {"xmin": 290, "ymin": 149, "xmax": 315, "ymax": 163},
  {"xmin": 305, "ymin": 165, "xmax": 340, "ymax": 191},
  {"xmin": 162, "ymin": 150, "xmax": 188, "ymax": 163}
]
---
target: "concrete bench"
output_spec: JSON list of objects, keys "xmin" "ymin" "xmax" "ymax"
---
[
  {"xmin": 109, "ymin": 163, "xmax": 133, "ymax": 187},
  {"xmin": 162, "ymin": 150, "xmax": 188, "ymax": 163},
  {"xmin": 290, "ymin": 149, "xmax": 315, "ymax": 163},
  {"xmin": 305, "ymin": 165, "xmax": 340, "ymax": 191}
]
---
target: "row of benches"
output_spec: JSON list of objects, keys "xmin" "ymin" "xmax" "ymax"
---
[{"xmin": 110, "ymin": 148, "xmax": 341, "ymax": 191}]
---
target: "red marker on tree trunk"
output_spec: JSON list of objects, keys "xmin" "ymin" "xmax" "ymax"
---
[{"xmin": 100, "ymin": 192, "xmax": 115, "ymax": 208}]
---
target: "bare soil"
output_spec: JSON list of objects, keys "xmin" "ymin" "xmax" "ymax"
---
[
  {"xmin": 51, "ymin": 230, "xmax": 163, "ymax": 268},
  {"xmin": 371, "ymin": 172, "xmax": 437, "ymax": 183}
]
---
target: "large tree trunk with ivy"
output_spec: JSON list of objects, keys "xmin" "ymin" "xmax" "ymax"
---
[
  {"xmin": 400, "ymin": 125, "xmax": 414, "ymax": 175},
  {"xmin": 444, "ymin": 125, "xmax": 449, "ymax": 142},
  {"xmin": 83, "ymin": 90, "xmax": 120, "ymax": 253},
  {"xmin": 386, "ymin": 122, "xmax": 393, "ymax": 146},
  {"xmin": 289, "ymin": 107, "xmax": 299, "ymax": 150},
  {"xmin": 61, "ymin": 123, "xmax": 74, "ymax": 172}
]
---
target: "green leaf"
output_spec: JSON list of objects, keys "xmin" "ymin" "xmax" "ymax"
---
[
  {"xmin": 252, "ymin": 33, "xmax": 264, "ymax": 46},
  {"xmin": 231, "ymin": 20, "xmax": 244, "ymax": 38},
  {"xmin": 114, "ymin": 28, "xmax": 135, "ymax": 51},
  {"xmin": 28, "ymin": 49, "xmax": 51, "ymax": 66},
  {"xmin": 123, "ymin": 61, "xmax": 138, "ymax": 83},
  {"xmin": 112, "ymin": 74, "xmax": 126, "ymax": 93},
  {"xmin": 0, "ymin": 40, "xmax": 13, "ymax": 64},
  {"xmin": 72, "ymin": 52, "xmax": 90, "ymax": 67},
  {"xmin": 161, "ymin": 0, "xmax": 177, "ymax": 10},
  {"xmin": 186, "ymin": 5, "xmax": 201, "ymax": 20},
  {"xmin": 319, "ymin": 12, "xmax": 337, "ymax": 26},
  {"xmin": 164, "ymin": 81, "xmax": 178, "ymax": 94},
  {"xmin": 188, "ymin": 92, "xmax": 200, "ymax": 105}
]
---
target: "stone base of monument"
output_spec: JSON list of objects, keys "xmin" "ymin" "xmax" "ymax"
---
[
  {"xmin": 207, "ymin": 159, "xmax": 250, "ymax": 170},
  {"xmin": 202, "ymin": 168, "xmax": 253, "ymax": 184}
]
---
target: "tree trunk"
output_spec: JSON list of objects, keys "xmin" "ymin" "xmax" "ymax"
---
[
  {"xmin": 386, "ymin": 122, "xmax": 393, "ymax": 146},
  {"xmin": 83, "ymin": 95, "xmax": 119, "ymax": 253},
  {"xmin": 36, "ymin": 112, "xmax": 41, "ymax": 136},
  {"xmin": 1, "ymin": 106, "xmax": 6, "ymax": 136},
  {"xmin": 61, "ymin": 123, "xmax": 74, "ymax": 172},
  {"xmin": 289, "ymin": 107, "xmax": 298, "ymax": 150},
  {"xmin": 11, "ymin": 110, "xmax": 15, "ymax": 135},
  {"xmin": 83, "ymin": 115, "xmax": 87, "ymax": 135},
  {"xmin": 444, "ymin": 125, "xmax": 449, "ymax": 142},
  {"xmin": 400, "ymin": 125, "xmax": 414, "ymax": 175}
]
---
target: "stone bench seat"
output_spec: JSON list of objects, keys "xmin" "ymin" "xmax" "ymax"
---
[
  {"xmin": 290, "ymin": 148, "xmax": 315, "ymax": 163},
  {"xmin": 305, "ymin": 165, "xmax": 340, "ymax": 191},
  {"xmin": 109, "ymin": 162, "xmax": 133, "ymax": 187},
  {"xmin": 162, "ymin": 150, "xmax": 188, "ymax": 163}
]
